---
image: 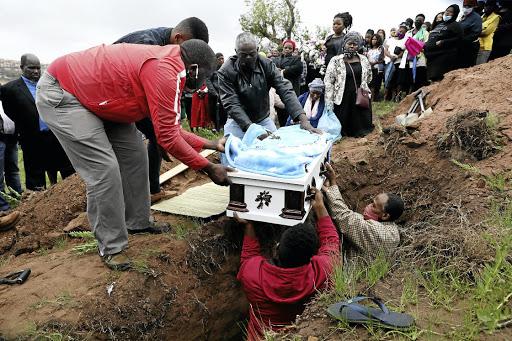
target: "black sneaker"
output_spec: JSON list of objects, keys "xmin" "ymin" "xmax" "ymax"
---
[{"xmin": 128, "ymin": 221, "xmax": 171, "ymax": 235}]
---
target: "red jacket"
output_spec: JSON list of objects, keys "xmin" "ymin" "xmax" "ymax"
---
[
  {"xmin": 237, "ymin": 216, "xmax": 341, "ymax": 340},
  {"xmin": 47, "ymin": 44, "xmax": 208, "ymax": 170}
]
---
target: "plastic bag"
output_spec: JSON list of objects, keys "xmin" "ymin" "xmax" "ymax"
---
[{"xmin": 317, "ymin": 102, "xmax": 342, "ymax": 142}]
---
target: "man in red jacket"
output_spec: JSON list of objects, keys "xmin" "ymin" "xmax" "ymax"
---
[
  {"xmin": 235, "ymin": 187, "xmax": 340, "ymax": 339},
  {"xmin": 35, "ymin": 39, "xmax": 234, "ymax": 270}
]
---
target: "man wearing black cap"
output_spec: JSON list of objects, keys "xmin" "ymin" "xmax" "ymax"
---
[{"xmin": 206, "ymin": 53, "xmax": 226, "ymax": 132}]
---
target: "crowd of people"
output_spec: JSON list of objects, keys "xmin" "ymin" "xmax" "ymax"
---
[
  {"xmin": 187, "ymin": 1, "xmax": 511, "ymax": 138},
  {"xmin": 0, "ymin": 1, "xmax": 510, "ymax": 338}
]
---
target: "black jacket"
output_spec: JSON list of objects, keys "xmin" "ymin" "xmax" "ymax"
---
[
  {"xmin": 218, "ymin": 54, "xmax": 305, "ymax": 131},
  {"xmin": 0, "ymin": 77, "xmax": 40, "ymax": 147},
  {"xmin": 424, "ymin": 21, "xmax": 464, "ymax": 57},
  {"xmin": 113, "ymin": 27, "xmax": 172, "ymax": 45},
  {"xmin": 273, "ymin": 55, "xmax": 303, "ymax": 96},
  {"xmin": 206, "ymin": 66, "xmax": 221, "ymax": 97}
]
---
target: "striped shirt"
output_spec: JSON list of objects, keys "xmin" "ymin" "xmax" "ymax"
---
[{"xmin": 324, "ymin": 185, "xmax": 400, "ymax": 263}]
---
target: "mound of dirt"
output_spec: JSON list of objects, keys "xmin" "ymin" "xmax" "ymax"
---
[
  {"xmin": 1, "ymin": 55, "xmax": 512, "ymax": 340},
  {"xmin": 0, "ymin": 174, "xmax": 87, "ymax": 256}
]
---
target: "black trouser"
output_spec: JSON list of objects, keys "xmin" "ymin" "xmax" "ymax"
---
[
  {"xmin": 208, "ymin": 95, "xmax": 227, "ymax": 131},
  {"xmin": 135, "ymin": 118, "xmax": 161, "ymax": 195},
  {"xmin": 21, "ymin": 130, "xmax": 75, "ymax": 190},
  {"xmin": 275, "ymin": 107, "xmax": 289, "ymax": 128},
  {"xmin": 184, "ymin": 96, "xmax": 193, "ymax": 124},
  {"xmin": 457, "ymin": 40, "xmax": 480, "ymax": 69}
]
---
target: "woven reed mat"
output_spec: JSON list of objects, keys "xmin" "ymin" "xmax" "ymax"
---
[{"xmin": 150, "ymin": 182, "xmax": 229, "ymax": 218}]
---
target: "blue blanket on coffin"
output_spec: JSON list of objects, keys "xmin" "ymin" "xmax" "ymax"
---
[{"xmin": 224, "ymin": 124, "xmax": 333, "ymax": 179}]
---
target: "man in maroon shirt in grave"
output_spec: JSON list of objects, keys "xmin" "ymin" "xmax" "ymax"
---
[{"xmin": 234, "ymin": 187, "xmax": 340, "ymax": 340}]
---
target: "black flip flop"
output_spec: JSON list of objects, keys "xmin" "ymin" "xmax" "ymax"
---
[{"xmin": 327, "ymin": 296, "xmax": 415, "ymax": 329}]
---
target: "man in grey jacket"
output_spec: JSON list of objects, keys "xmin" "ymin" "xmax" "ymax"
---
[{"xmin": 218, "ymin": 32, "xmax": 320, "ymax": 140}]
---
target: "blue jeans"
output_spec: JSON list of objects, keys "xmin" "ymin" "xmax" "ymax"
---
[
  {"xmin": 0, "ymin": 135, "xmax": 23, "ymax": 211},
  {"xmin": 220, "ymin": 117, "xmax": 277, "ymax": 165}
]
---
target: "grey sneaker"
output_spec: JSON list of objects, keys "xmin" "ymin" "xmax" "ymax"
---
[
  {"xmin": 128, "ymin": 221, "xmax": 171, "ymax": 235},
  {"xmin": 101, "ymin": 251, "xmax": 133, "ymax": 271}
]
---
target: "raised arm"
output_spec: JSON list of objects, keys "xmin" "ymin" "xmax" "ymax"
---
[
  {"xmin": 233, "ymin": 213, "xmax": 261, "ymax": 263},
  {"xmin": 310, "ymin": 187, "xmax": 340, "ymax": 257},
  {"xmin": 141, "ymin": 59, "xmax": 233, "ymax": 185}
]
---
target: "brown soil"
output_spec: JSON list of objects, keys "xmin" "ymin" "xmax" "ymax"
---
[{"xmin": 1, "ymin": 55, "xmax": 512, "ymax": 340}]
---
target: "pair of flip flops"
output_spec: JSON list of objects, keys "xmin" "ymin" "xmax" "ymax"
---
[{"xmin": 328, "ymin": 296, "xmax": 414, "ymax": 329}]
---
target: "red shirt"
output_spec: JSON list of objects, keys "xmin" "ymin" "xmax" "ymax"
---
[
  {"xmin": 47, "ymin": 43, "xmax": 208, "ymax": 170},
  {"xmin": 237, "ymin": 216, "xmax": 341, "ymax": 340}
]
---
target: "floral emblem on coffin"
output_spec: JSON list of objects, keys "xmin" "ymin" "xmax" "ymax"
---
[{"xmin": 255, "ymin": 191, "xmax": 272, "ymax": 209}]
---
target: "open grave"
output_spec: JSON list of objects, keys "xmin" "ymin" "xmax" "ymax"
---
[{"xmin": 0, "ymin": 54, "xmax": 512, "ymax": 340}]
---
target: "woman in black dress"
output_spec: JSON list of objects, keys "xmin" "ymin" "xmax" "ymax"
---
[
  {"xmin": 324, "ymin": 32, "xmax": 374, "ymax": 138},
  {"xmin": 424, "ymin": 5, "xmax": 463, "ymax": 82}
]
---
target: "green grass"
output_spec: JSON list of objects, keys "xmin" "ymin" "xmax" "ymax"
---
[
  {"xmin": 69, "ymin": 231, "xmax": 98, "ymax": 256},
  {"xmin": 1, "ymin": 187, "xmax": 21, "ymax": 209},
  {"xmin": 0, "ymin": 255, "xmax": 12, "ymax": 269},
  {"xmin": 182, "ymin": 119, "xmax": 224, "ymax": 140},
  {"xmin": 373, "ymin": 101, "xmax": 399, "ymax": 117},
  {"xmin": 15, "ymin": 322, "xmax": 92, "ymax": 341},
  {"xmin": 53, "ymin": 237, "xmax": 68, "ymax": 251},
  {"xmin": 172, "ymin": 219, "xmax": 203, "ymax": 240},
  {"xmin": 132, "ymin": 259, "xmax": 149, "ymax": 274},
  {"xmin": 30, "ymin": 290, "xmax": 73, "ymax": 311},
  {"xmin": 451, "ymin": 159, "xmax": 511, "ymax": 192},
  {"xmin": 357, "ymin": 252, "xmax": 391, "ymax": 287},
  {"xmin": 320, "ymin": 188, "xmax": 512, "ymax": 339}
]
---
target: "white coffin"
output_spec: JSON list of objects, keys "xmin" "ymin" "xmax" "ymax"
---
[{"xmin": 226, "ymin": 141, "xmax": 332, "ymax": 226}]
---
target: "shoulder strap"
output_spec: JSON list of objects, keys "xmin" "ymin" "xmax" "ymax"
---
[{"xmin": 346, "ymin": 61, "xmax": 358, "ymax": 90}]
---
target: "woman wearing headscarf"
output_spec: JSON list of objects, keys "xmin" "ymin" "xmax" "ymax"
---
[
  {"xmin": 286, "ymin": 78, "xmax": 325, "ymax": 128},
  {"xmin": 324, "ymin": 12, "xmax": 353, "ymax": 67},
  {"xmin": 432, "ymin": 12, "xmax": 445, "ymax": 31},
  {"xmin": 424, "ymin": 5, "xmax": 464, "ymax": 82},
  {"xmin": 325, "ymin": 32, "xmax": 373, "ymax": 138}
]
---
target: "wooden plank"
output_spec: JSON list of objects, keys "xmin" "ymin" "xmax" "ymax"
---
[{"xmin": 159, "ymin": 149, "xmax": 216, "ymax": 185}]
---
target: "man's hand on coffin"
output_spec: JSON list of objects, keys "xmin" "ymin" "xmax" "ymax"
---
[
  {"xmin": 233, "ymin": 212, "xmax": 256, "ymax": 238},
  {"xmin": 310, "ymin": 187, "xmax": 328, "ymax": 219},
  {"xmin": 203, "ymin": 137, "xmax": 228, "ymax": 153},
  {"xmin": 321, "ymin": 163, "xmax": 337, "ymax": 190},
  {"xmin": 203, "ymin": 162, "xmax": 235, "ymax": 186},
  {"xmin": 297, "ymin": 114, "xmax": 322, "ymax": 134}
]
